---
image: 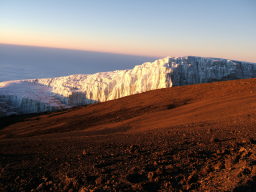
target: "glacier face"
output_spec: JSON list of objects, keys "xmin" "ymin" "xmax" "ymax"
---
[{"xmin": 0, "ymin": 56, "xmax": 255, "ymax": 116}]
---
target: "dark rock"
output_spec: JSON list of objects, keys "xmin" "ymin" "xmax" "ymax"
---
[
  {"xmin": 126, "ymin": 172, "xmax": 147, "ymax": 183},
  {"xmin": 249, "ymin": 138, "xmax": 256, "ymax": 144},
  {"xmin": 142, "ymin": 182, "xmax": 160, "ymax": 192},
  {"xmin": 95, "ymin": 176, "xmax": 103, "ymax": 185},
  {"xmin": 242, "ymin": 168, "xmax": 251, "ymax": 175},
  {"xmin": 86, "ymin": 175, "xmax": 98, "ymax": 184},
  {"xmin": 128, "ymin": 167, "xmax": 139, "ymax": 174},
  {"xmin": 187, "ymin": 171, "xmax": 198, "ymax": 184},
  {"xmin": 132, "ymin": 183, "xmax": 142, "ymax": 190},
  {"xmin": 129, "ymin": 145, "xmax": 139, "ymax": 153},
  {"xmin": 46, "ymin": 181, "xmax": 53, "ymax": 186},
  {"xmin": 210, "ymin": 137, "xmax": 220, "ymax": 143}
]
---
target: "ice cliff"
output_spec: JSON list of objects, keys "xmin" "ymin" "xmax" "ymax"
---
[{"xmin": 1, "ymin": 56, "xmax": 255, "ymax": 116}]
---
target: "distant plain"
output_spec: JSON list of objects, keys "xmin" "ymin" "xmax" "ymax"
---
[{"xmin": 0, "ymin": 44, "xmax": 156, "ymax": 82}]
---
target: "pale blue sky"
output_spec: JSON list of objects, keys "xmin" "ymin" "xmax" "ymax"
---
[{"xmin": 0, "ymin": 0, "xmax": 256, "ymax": 61}]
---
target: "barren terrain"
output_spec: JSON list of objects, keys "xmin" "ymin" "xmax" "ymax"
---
[{"xmin": 1, "ymin": 78, "xmax": 256, "ymax": 192}]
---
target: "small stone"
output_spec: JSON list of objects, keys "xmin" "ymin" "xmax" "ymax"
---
[
  {"xmin": 103, "ymin": 185, "xmax": 108, "ymax": 190},
  {"xmin": 36, "ymin": 183, "xmax": 44, "ymax": 191},
  {"xmin": 15, "ymin": 176, "xmax": 20, "ymax": 181},
  {"xmin": 63, "ymin": 184, "xmax": 71, "ymax": 191},
  {"xmin": 202, "ymin": 164, "xmax": 213, "ymax": 175},
  {"xmin": 225, "ymin": 158, "xmax": 233, "ymax": 170},
  {"xmin": 239, "ymin": 147, "xmax": 247, "ymax": 153},
  {"xmin": 46, "ymin": 181, "xmax": 53, "ymax": 186},
  {"xmin": 187, "ymin": 171, "xmax": 198, "ymax": 184},
  {"xmin": 164, "ymin": 181, "xmax": 171, "ymax": 188},
  {"xmin": 129, "ymin": 145, "xmax": 139, "ymax": 153},
  {"xmin": 79, "ymin": 187, "xmax": 88, "ymax": 192},
  {"xmin": 132, "ymin": 183, "xmax": 142, "ymax": 190},
  {"xmin": 155, "ymin": 168, "xmax": 163, "ymax": 175},
  {"xmin": 166, "ymin": 165, "xmax": 180, "ymax": 174},
  {"xmin": 147, "ymin": 172, "xmax": 154, "ymax": 181},
  {"xmin": 185, "ymin": 184, "xmax": 191, "ymax": 190},
  {"xmin": 82, "ymin": 150, "xmax": 87, "ymax": 156},
  {"xmin": 210, "ymin": 137, "xmax": 220, "ymax": 143},
  {"xmin": 165, "ymin": 164, "xmax": 174, "ymax": 170},
  {"xmin": 128, "ymin": 167, "xmax": 139, "ymax": 174},
  {"xmin": 95, "ymin": 176, "xmax": 103, "ymax": 185},
  {"xmin": 213, "ymin": 162, "xmax": 224, "ymax": 170},
  {"xmin": 154, "ymin": 177, "xmax": 160, "ymax": 182}
]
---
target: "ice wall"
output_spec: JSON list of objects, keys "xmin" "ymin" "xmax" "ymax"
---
[{"xmin": 0, "ymin": 56, "xmax": 255, "ymax": 116}]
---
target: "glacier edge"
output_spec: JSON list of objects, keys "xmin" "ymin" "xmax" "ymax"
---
[{"xmin": 0, "ymin": 56, "xmax": 255, "ymax": 116}]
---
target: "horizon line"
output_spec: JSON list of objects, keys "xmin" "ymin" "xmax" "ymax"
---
[
  {"xmin": 1, "ymin": 42, "xmax": 255, "ymax": 63},
  {"xmin": 0, "ymin": 42, "xmax": 161, "ymax": 58}
]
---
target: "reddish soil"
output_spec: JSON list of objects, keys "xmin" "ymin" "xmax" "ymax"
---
[{"xmin": 0, "ymin": 78, "xmax": 256, "ymax": 192}]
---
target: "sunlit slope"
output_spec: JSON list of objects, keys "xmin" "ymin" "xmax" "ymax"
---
[{"xmin": 1, "ymin": 78, "xmax": 255, "ymax": 138}]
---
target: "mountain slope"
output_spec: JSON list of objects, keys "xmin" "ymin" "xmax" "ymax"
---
[
  {"xmin": 1, "ymin": 78, "xmax": 255, "ymax": 138},
  {"xmin": 0, "ymin": 56, "xmax": 255, "ymax": 116},
  {"xmin": 1, "ymin": 78, "xmax": 256, "ymax": 192}
]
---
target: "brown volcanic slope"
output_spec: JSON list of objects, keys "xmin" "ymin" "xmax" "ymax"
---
[{"xmin": 0, "ymin": 78, "xmax": 256, "ymax": 192}]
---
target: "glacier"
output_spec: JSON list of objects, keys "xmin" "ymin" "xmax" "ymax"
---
[{"xmin": 0, "ymin": 56, "xmax": 256, "ymax": 116}]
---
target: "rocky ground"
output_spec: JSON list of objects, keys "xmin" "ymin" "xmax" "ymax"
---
[{"xmin": 0, "ymin": 78, "xmax": 256, "ymax": 191}]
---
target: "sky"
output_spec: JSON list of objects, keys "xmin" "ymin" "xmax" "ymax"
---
[{"xmin": 0, "ymin": 0, "xmax": 256, "ymax": 61}]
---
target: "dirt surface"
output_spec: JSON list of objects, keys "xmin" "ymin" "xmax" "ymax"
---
[{"xmin": 0, "ymin": 78, "xmax": 256, "ymax": 192}]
